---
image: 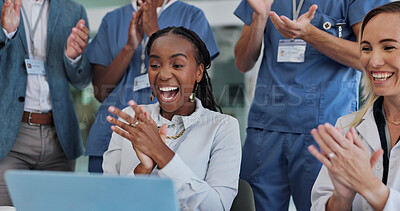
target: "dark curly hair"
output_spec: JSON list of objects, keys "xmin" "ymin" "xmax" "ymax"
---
[{"xmin": 146, "ymin": 26, "xmax": 222, "ymax": 113}]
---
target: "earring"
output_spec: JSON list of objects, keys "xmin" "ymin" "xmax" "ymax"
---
[
  {"xmin": 189, "ymin": 83, "xmax": 198, "ymax": 103},
  {"xmin": 150, "ymin": 92, "xmax": 155, "ymax": 101}
]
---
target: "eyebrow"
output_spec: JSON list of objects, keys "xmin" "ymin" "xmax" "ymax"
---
[
  {"xmin": 360, "ymin": 39, "xmax": 399, "ymax": 45},
  {"xmin": 170, "ymin": 53, "xmax": 187, "ymax": 59},
  {"xmin": 379, "ymin": 38, "xmax": 399, "ymax": 43},
  {"xmin": 149, "ymin": 53, "xmax": 188, "ymax": 60}
]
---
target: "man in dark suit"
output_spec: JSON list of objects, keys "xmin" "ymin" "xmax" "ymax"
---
[{"xmin": 0, "ymin": 0, "xmax": 91, "ymax": 205}]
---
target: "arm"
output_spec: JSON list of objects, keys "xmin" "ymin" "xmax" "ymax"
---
[
  {"xmin": 269, "ymin": 5, "xmax": 362, "ymax": 71},
  {"xmin": 93, "ymin": 10, "xmax": 144, "ymax": 102},
  {"xmin": 102, "ymin": 128, "xmax": 124, "ymax": 175},
  {"xmin": 234, "ymin": 0, "xmax": 273, "ymax": 73},
  {"xmin": 301, "ymin": 22, "xmax": 362, "ymax": 71}
]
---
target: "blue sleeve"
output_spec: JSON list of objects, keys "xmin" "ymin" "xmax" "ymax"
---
[
  {"xmin": 348, "ymin": 0, "xmax": 391, "ymax": 27},
  {"xmin": 234, "ymin": 0, "xmax": 254, "ymax": 26},
  {"xmin": 189, "ymin": 8, "xmax": 219, "ymax": 60},
  {"xmin": 85, "ymin": 13, "xmax": 114, "ymax": 67}
]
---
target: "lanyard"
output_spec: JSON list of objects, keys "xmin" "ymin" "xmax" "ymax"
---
[
  {"xmin": 21, "ymin": 1, "xmax": 46, "ymax": 57},
  {"xmin": 140, "ymin": 0, "xmax": 167, "ymax": 74},
  {"xmin": 292, "ymin": 0, "xmax": 305, "ymax": 21}
]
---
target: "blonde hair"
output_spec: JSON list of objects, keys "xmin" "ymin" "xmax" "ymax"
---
[{"xmin": 348, "ymin": 1, "xmax": 400, "ymax": 127}]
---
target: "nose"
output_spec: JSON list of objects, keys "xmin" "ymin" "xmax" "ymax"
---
[
  {"xmin": 158, "ymin": 66, "xmax": 173, "ymax": 81},
  {"xmin": 369, "ymin": 50, "xmax": 385, "ymax": 69}
]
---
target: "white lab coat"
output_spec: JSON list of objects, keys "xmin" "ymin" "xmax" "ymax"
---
[{"xmin": 311, "ymin": 105, "xmax": 400, "ymax": 211}]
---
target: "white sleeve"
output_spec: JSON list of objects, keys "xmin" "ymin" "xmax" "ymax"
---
[
  {"xmin": 102, "ymin": 131, "xmax": 124, "ymax": 175},
  {"xmin": 2, "ymin": 28, "xmax": 17, "ymax": 39},
  {"xmin": 383, "ymin": 188, "xmax": 400, "ymax": 210},
  {"xmin": 157, "ymin": 117, "xmax": 242, "ymax": 211},
  {"xmin": 310, "ymin": 165, "xmax": 334, "ymax": 211},
  {"xmin": 311, "ymin": 117, "xmax": 346, "ymax": 210}
]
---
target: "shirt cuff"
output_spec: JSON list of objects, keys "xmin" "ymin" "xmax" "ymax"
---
[
  {"xmin": 2, "ymin": 28, "xmax": 17, "ymax": 39},
  {"xmin": 64, "ymin": 50, "xmax": 82, "ymax": 65}
]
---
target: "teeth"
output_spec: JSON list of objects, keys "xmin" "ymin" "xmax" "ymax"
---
[
  {"xmin": 159, "ymin": 87, "xmax": 178, "ymax": 92},
  {"xmin": 372, "ymin": 72, "xmax": 393, "ymax": 81},
  {"xmin": 162, "ymin": 96, "xmax": 173, "ymax": 100}
]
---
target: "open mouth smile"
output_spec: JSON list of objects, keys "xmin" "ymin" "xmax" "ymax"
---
[
  {"xmin": 158, "ymin": 86, "xmax": 179, "ymax": 102},
  {"xmin": 371, "ymin": 72, "xmax": 394, "ymax": 82}
]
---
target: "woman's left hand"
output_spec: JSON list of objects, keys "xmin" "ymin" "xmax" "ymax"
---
[
  {"xmin": 308, "ymin": 123, "xmax": 389, "ymax": 210},
  {"xmin": 107, "ymin": 100, "xmax": 174, "ymax": 170}
]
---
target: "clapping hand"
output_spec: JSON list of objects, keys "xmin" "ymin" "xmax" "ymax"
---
[
  {"xmin": 247, "ymin": 0, "xmax": 274, "ymax": 18},
  {"xmin": 107, "ymin": 101, "xmax": 169, "ymax": 173},
  {"xmin": 308, "ymin": 124, "xmax": 385, "ymax": 203},
  {"xmin": 1, "ymin": 0, "xmax": 21, "ymax": 33},
  {"xmin": 269, "ymin": 4, "xmax": 317, "ymax": 39},
  {"xmin": 65, "ymin": 19, "xmax": 89, "ymax": 59},
  {"xmin": 126, "ymin": 8, "xmax": 144, "ymax": 51}
]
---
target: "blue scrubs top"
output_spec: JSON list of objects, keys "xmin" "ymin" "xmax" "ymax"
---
[
  {"xmin": 235, "ymin": 0, "xmax": 389, "ymax": 133},
  {"xmin": 85, "ymin": 1, "xmax": 219, "ymax": 156}
]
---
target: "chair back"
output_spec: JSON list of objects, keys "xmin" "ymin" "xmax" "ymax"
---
[{"xmin": 230, "ymin": 179, "xmax": 256, "ymax": 211}]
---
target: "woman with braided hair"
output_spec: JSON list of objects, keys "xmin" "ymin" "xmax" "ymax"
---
[{"xmin": 103, "ymin": 27, "xmax": 241, "ymax": 211}]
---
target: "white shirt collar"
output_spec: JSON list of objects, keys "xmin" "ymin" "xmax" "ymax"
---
[{"xmin": 149, "ymin": 98, "xmax": 205, "ymax": 130}]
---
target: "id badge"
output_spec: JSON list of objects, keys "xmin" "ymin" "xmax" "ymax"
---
[
  {"xmin": 277, "ymin": 39, "xmax": 306, "ymax": 63},
  {"xmin": 25, "ymin": 59, "xmax": 46, "ymax": 75},
  {"xmin": 133, "ymin": 74, "xmax": 150, "ymax": 92}
]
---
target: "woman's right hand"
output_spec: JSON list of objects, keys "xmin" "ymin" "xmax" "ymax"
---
[{"xmin": 1, "ymin": 0, "xmax": 21, "ymax": 33}]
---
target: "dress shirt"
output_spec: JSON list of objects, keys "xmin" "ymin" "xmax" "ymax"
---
[
  {"xmin": 103, "ymin": 98, "xmax": 242, "ymax": 211},
  {"xmin": 21, "ymin": 0, "xmax": 51, "ymax": 112}
]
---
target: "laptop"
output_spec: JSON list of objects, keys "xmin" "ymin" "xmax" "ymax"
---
[{"xmin": 5, "ymin": 170, "xmax": 178, "ymax": 211}]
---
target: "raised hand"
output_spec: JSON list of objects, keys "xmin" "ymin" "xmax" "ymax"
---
[
  {"xmin": 126, "ymin": 9, "xmax": 144, "ymax": 51},
  {"xmin": 247, "ymin": 0, "xmax": 274, "ymax": 17},
  {"xmin": 269, "ymin": 4, "xmax": 317, "ymax": 39},
  {"xmin": 139, "ymin": 0, "xmax": 159, "ymax": 37},
  {"xmin": 65, "ymin": 19, "xmax": 89, "ymax": 59},
  {"xmin": 1, "ymin": 0, "xmax": 21, "ymax": 33}
]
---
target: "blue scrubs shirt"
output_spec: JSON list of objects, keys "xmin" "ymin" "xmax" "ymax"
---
[
  {"xmin": 85, "ymin": 2, "xmax": 219, "ymax": 156},
  {"xmin": 235, "ymin": 0, "xmax": 389, "ymax": 133}
]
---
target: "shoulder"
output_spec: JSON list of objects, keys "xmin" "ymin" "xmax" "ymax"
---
[
  {"xmin": 169, "ymin": 1, "xmax": 204, "ymax": 16},
  {"xmin": 336, "ymin": 105, "xmax": 373, "ymax": 129},
  {"xmin": 61, "ymin": 0, "xmax": 85, "ymax": 12},
  {"xmin": 102, "ymin": 4, "xmax": 132, "ymax": 21},
  {"xmin": 336, "ymin": 112, "xmax": 358, "ymax": 127}
]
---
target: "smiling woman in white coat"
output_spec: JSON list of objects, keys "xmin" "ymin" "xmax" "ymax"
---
[{"xmin": 308, "ymin": 2, "xmax": 400, "ymax": 211}]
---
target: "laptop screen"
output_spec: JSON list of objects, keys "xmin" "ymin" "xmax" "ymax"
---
[{"xmin": 5, "ymin": 170, "xmax": 178, "ymax": 211}]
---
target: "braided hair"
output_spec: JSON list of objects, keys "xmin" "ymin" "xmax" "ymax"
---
[{"xmin": 147, "ymin": 26, "xmax": 222, "ymax": 113}]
